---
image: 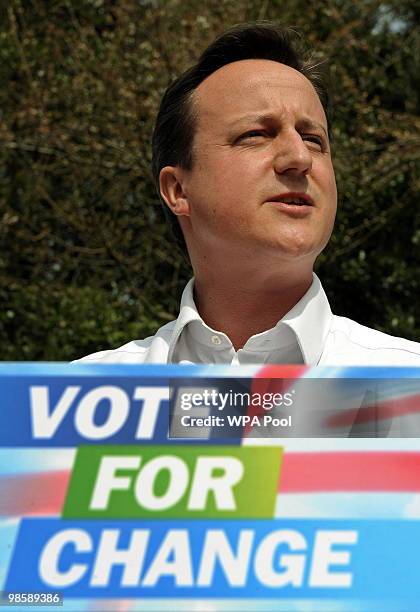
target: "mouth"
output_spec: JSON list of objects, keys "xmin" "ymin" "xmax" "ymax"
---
[
  {"xmin": 266, "ymin": 192, "xmax": 314, "ymax": 206},
  {"xmin": 265, "ymin": 192, "xmax": 314, "ymax": 216}
]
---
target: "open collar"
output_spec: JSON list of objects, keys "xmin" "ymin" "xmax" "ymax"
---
[{"xmin": 167, "ymin": 274, "xmax": 332, "ymax": 365}]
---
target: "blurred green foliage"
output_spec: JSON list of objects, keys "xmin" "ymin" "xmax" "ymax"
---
[{"xmin": 0, "ymin": 0, "xmax": 419, "ymax": 360}]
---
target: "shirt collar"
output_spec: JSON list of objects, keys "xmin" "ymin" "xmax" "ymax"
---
[
  {"xmin": 280, "ymin": 273, "xmax": 332, "ymax": 364},
  {"xmin": 167, "ymin": 274, "xmax": 332, "ymax": 364},
  {"xmin": 167, "ymin": 278, "xmax": 203, "ymax": 363}
]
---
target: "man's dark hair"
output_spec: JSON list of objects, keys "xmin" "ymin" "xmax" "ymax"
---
[{"xmin": 152, "ymin": 22, "xmax": 331, "ymax": 251}]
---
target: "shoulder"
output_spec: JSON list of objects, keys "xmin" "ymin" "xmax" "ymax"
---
[
  {"xmin": 323, "ymin": 315, "xmax": 420, "ymax": 365},
  {"xmin": 74, "ymin": 320, "xmax": 176, "ymax": 363}
]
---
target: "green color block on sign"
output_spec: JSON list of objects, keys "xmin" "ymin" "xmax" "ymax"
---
[{"xmin": 63, "ymin": 445, "xmax": 282, "ymax": 519}]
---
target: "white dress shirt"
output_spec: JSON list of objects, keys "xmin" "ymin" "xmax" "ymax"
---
[{"xmin": 78, "ymin": 274, "xmax": 420, "ymax": 365}]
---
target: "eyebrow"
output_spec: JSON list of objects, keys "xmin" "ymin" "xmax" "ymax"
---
[
  {"xmin": 298, "ymin": 118, "xmax": 328, "ymax": 138},
  {"xmin": 228, "ymin": 114, "xmax": 328, "ymax": 138}
]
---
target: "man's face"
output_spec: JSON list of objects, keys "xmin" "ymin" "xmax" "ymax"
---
[{"xmin": 177, "ymin": 59, "xmax": 337, "ymax": 263}]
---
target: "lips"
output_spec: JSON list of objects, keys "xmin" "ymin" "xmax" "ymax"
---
[{"xmin": 266, "ymin": 192, "xmax": 314, "ymax": 206}]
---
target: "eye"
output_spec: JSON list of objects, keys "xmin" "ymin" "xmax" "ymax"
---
[
  {"xmin": 237, "ymin": 130, "xmax": 267, "ymax": 141},
  {"xmin": 302, "ymin": 134, "xmax": 324, "ymax": 148}
]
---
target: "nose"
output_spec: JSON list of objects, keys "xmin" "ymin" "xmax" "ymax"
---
[{"xmin": 272, "ymin": 130, "xmax": 313, "ymax": 177}]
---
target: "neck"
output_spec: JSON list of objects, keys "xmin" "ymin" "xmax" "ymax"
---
[{"xmin": 193, "ymin": 263, "xmax": 313, "ymax": 350}]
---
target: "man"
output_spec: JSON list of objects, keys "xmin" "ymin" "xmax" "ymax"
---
[{"xmin": 79, "ymin": 23, "xmax": 420, "ymax": 365}]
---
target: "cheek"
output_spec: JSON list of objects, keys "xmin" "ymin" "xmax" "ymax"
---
[
  {"xmin": 328, "ymin": 169, "xmax": 337, "ymax": 199},
  {"xmin": 324, "ymin": 160, "xmax": 337, "ymax": 190},
  {"xmin": 317, "ymin": 161, "xmax": 337, "ymax": 201},
  {"xmin": 203, "ymin": 163, "xmax": 257, "ymax": 207},
  {"xmin": 208, "ymin": 147, "xmax": 264, "ymax": 177}
]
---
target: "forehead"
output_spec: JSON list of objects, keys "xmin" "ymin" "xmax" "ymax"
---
[{"xmin": 193, "ymin": 59, "xmax": 327, "ymax": 130}]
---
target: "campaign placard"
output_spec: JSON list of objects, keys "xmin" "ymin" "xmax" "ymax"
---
[{"xmin": 1, "ymin": 363, "xmax": 420, "ymax": 612}]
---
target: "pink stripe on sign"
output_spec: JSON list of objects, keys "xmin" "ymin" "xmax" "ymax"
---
[
  {"xmin": 0, "ymin": 471, "xmax": 69, "ymax": 515},
  {"xmin": 325, "ymin": 394, "xmax": 420, "ymax": 427},
  {"xmin": 2, "ymin": 452, "xmax": 420, "ymax": 517},
  {"xmin": 88, "ymin": 601, "xmax": 134, "ymax": 611},
  {"xmin": 254, "ymin": 365, "xmax": 308, "ymax": 379},
  {"xmin": 280, "ymin": 452, "xmax": 420, "ymax": 492}
]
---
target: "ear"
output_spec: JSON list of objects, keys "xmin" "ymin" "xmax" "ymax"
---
[{"xmin": 159, "ymin": 166, "xmax": 190, "ymax": 217}]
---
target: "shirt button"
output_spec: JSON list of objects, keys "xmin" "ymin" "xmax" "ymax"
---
[{"xmin": 211, "ymin": 335, "xmax": 222, "ymax": 345}]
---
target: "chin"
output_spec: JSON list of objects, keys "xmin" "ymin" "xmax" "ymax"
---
[{"xmin": 264, "ymin": 235, "xmax": 320, "ymax": 260}]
